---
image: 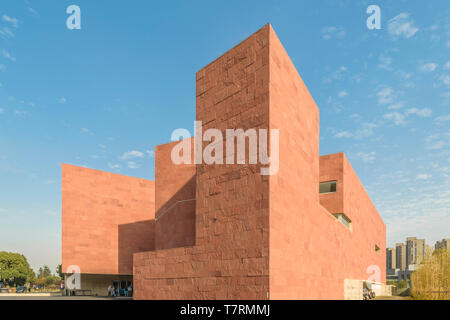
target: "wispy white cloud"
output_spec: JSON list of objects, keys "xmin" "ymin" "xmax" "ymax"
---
[
  {"xmin": 80, "ymin": 127, "xmax": 92, "ymax": 134},
  {"xmin": 428, "ymin": 140, "xmax": 445, "ymax": 150},
  {"xmin": 146, "ymin": 149, "xmax": 155, "ymax": 158},
  {"xmin": 127, "ymin": 161, "xmax": 140, "ymax": 169},
  {"xmin": 337, "ymin": 90, "xmax": 348, "ymax": 98},
  {"xmin": 378, "ymin": 55, "xmax": 393, "ymax": 71},
  {"xmin": 2, "ymin": 15, "xmax": 20, "ymax": 28},
  {"xmin": 383, "ymin": 112, "xmax": 406, "ymax": 125},
  {"xmin": 334, "ymin": 122, "xmax": 377, "ymax": 139},
  {"xmin": 59, "ymin": 97, "xmax": 67, "ymax": 103},
  {"xmin": 120, "ymin": 150, "xmax": 144, "ymax": 160},
  {"xmin": 14, "ymin": 110, "xmax": 29, "ymax": 117},
  {"xmin": 395, "ymin": 70, "xmax": 412, "ymax": 80},
  {"xmin": 377, "ymin": 87, "xmax": 395, "ymax": 105},
  {"xmin": 0, "ymin": 15, "xmax": 20, "ymax": 40},
  {"xmin": 384, "ymin": 108, "xmax": 432, "ymax": 125},
  {"xmin": 27, "ymin": 7, "xmax": 39, "ymax": 17},
  {"xmin": 434, "ymin": 115, "xmax": 450, "ymax": 122},
  {"xmin": 416, "ymin": 174, "xmax": 431, "ymax": 180},
  {"xmin": 323, "ymin": 66, "xmax": 348, "ymax": 83},
  {"xmin": 334, "ymin": 131, "xmax": 353, "ymax": 138},
  {"xmin": 424, "ymin": 132, "xmax": 449, "ymax": 150},
  {"xmin": 424, "ymin": 134, "xmax": 440, "ymax": 143},
  {"xmin": 406, "ymin": 108, "xmax": 432, "ymax": 117},
  {"xmin": 357, "ymin": 151, "xmax": 376, "ymax": 163},
  {"xmin": 438, "ymin": 74, "xmax": 450, "ymax": 87},
  {"xmin": 371, "ymin": 162, "xmax": 450, "ymax": 247},
  {"xmin": 0, "ymin": 14, "xmax": 21, "ymax": 39},
  {"xmin": 388, "ymin": 102, "xmax": 405, "ymax": 110},
  {"xmin": 321, "ymin": 26, "xmax": 346, "ymax": 40},
  {"xmin": 108, "ymin": 163, "xmax": 120, "ymax": 170},
  {"xmin": 0, "ymin": 27, "xmax": 14, "ymax": 39},
  {"xmin": 0, "ymin": 49, "xmax": 16, "ymax": 62},
  {"xmin": 388, "ymin": 13, "xmax": 419, "ymax": 39},
  {"xmin": 420, "ymin": 63, "xmax": 438, "ymax": 72}
]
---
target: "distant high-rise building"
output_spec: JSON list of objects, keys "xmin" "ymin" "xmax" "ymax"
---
[
  {"xmin": 386, "ymin": 248, "xmax": 396, "ymax": 271},
  {"xmin": 406, "ymin": 237, "xmax": 425, "ymax": 267},
  {"xmin": 396, "ymin": 243, "xmax": 407, "ymax": 271},
  {"xmin": 435, "ymin": 239, "xmax": 450, "ymax": 252}
]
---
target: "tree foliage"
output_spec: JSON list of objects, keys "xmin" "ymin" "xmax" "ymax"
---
[
  {"xmin": 411, "ymin": 248, "xmax": 450, "ymax": 300},
  {"xmin": 0, "ymin": 251, "xmax": 35, "ymax": 286},
  {"xmin": 33, "ymin": 264, "xmax": 62, "ymax": 289},
  {"xmin": 56, "ymin": 264, "xmax": 64, "ymax": 279},
  {"xmin": 387, "ymin": 279, "xmax": 408, "ymax": 289},
  {"xmin": 37, "ymin": 265, "xmax": 52, "ymax": 278}
]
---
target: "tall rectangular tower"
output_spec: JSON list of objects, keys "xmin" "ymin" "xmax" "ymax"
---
[
  {"xmin": 396, "ymin": 243, "xmax": 407, "ymax": 271},
  {"xmin": 406, "ymin": 237, "xmax": 425, "ymax": 267},
  {"xmin": 386, "ymin": 248, "xmax": 396, "ymax": 271}
]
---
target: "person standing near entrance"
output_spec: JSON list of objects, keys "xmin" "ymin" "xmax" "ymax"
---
[
  {"xmin": 127, "ymin": 284, "xmax": 132, "ymax": 297},
  {"xmin": 107, "ymin": 285, "xmax": 112, "ymax": 297}
]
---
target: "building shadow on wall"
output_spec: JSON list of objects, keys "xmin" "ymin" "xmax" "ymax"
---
[
  {"xmin": 117, "ymin": 176, "xmax": 196, "ymax": 274},
  {"xmin": 118, "ymin": 219, "xmax": 155, "ymax": 274},
  {"xmin": 155, "ymin": 176, "xmax": 196, "ymax": 250}
]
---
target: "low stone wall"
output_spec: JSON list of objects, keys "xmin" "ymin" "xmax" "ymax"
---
[
  {"xmin": 344, "ymin": 279, "xmax": 364, "ymax": 300},
  {"xmin": 372, "ymin": 283, "xmax": 393, "ymax": 297},
  {"xmin": 344, "ymin": 279, "xmax": 392, "ymax": 300},
  {"xmin": 0, "ymin": 293, "xmax": 62, "ymax": 297}
]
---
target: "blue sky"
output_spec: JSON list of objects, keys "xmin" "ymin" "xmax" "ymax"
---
[{"xmin": 0, "ymin": 0, "xmax": 449, "ymax": 272}]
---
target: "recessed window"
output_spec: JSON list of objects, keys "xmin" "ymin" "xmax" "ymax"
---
[
  {"xmin": 319, "ymin": 181, "xmax": 337, "ymax": 194},
  {"xmin": 333, "ymin": 213, "xmax": 352, "ymax": 230},
  {"xmin": 375, "ymin": 245, "xmax": 380, "ymax": 253}
]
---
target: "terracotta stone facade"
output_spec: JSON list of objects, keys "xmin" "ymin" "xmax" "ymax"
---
[
  {"xmin": 61, "ymin": 164, "xmax": 155, "ymax": 276},
  {"xmin": 62, "ymin": 24, "xmax": 385, "ymax": 299}
]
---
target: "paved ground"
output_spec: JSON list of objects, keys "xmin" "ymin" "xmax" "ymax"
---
[
  {"xmin": 373, "ymin": 295, "xmax": 412, "ymax": 300},
  {"xmin": 0, "ymin": 295, "xmax": 132, "ymax": 300}
]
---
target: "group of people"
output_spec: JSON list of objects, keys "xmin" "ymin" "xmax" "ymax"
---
[{"xmin": 107, "ymin": 284, "xmax": 133, "ymax": 297}]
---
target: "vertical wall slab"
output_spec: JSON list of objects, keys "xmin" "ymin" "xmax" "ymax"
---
[
  {"xmin": 267, "ymin": 26, "xmax": 386, "ymax": 299},
  {"xmin": 62, "ymin": 163, "xmax": 155, "ymax": 276},
  {"xmin": 195, "ymin": 24, "xmax": 271, "ymax": 299},
  {"xmin": 134, "ymin": 24, "xmax": 272, "ymax": 300},
  {"xmin": 154, "ymin": 139, "xmax": 196, "ymax": 250},
  {"xmin": 342, "ymin": 155, "xmax": 386, "ymax": 284},
  {"xmin": 267, "ymin": 25, "xmax": 326, "ymax": 298}
]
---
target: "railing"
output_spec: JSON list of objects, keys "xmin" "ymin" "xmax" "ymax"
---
[{"xmin": 155, "ymin": 198, "xmax": 196, "ymax": 222}]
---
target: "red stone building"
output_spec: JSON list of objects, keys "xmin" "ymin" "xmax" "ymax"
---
[{"xmin": 62, "ymin": 24, "xmax": 386, "ymax": 299}]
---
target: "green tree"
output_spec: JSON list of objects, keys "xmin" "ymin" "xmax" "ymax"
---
[
  {"xmin": 0, "ymin": 251, "xmax": 35, "ymax": 286},
  {"xmin": 44, "ymin": 275, "xmax": 60, "ymax": 287},
  {"xmin": 56, "ymin": 264, "xmax": 64, "ymax": 279},
  {"xmin": 37, "ymin": 265, "xmax": 52, "ymax": 278}
]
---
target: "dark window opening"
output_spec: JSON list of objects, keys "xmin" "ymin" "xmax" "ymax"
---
[
  {"xmin": 319, "ymin": 181, "xmax": 337, "ymax": 193},
  {"xmin": 333, "ymin": 213, "xmax": 352, "ymax": 230}
]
